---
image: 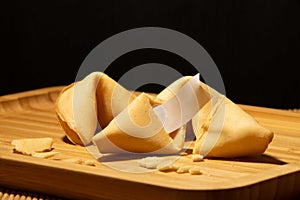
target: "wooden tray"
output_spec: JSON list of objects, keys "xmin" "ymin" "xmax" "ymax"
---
[{"xmin": 0, "ymin": 87, "xmax": 299, "ymax": 200}]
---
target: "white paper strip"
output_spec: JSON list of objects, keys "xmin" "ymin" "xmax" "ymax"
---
[{"xmin": 153, "ymin": 74, "xmax": 210, "ymax": 133}]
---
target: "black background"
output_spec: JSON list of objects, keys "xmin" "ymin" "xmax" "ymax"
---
[{"xmin": 1, "ymin": 0, "xmax": 299, "ymax": 109}]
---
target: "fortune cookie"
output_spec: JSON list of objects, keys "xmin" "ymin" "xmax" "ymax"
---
[
  {"xmin": 56, "ymin": 72, "xmax": 135, "ymax": 145},
  {"xmin": 93, "ymin": 93, "xmax": 186, "ymax": 153},
  {"xmin": 192, "ymin": 87, "xmax": 274, "ymax": 158},
  {"xmin": 159, "ymin": 76, "xmax": 273, "ymax": 158}
]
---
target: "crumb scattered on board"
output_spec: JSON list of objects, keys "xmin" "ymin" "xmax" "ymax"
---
[
  {"xmin": 138, "ymin": 156, "xmax": 175, "ymax": 169},
  {"xmin": 138, "ymin": 155, "xmax": 204, "ymax": 175},
  {"xmin": 189, "ymin": 167, "xmax": 202, "ymax": 175},
  {"xmin": 176, "ymin": 165, "xmax": 191, "ymax": 174},
  {"xmin": 61, "ymin": 158, "xmax": 84, "ymax": 164},
  {"xmin": 192, "ymin": 154, "xmax": 204, "ymax": 162},
  {"xmin": 59, "ymin": 158, "xmax": 97, "ymax": 166},
  {"xmin": 32, "ymin": 152, "xmax": 60, "ymax": 158},
  {"xmin": 11, "ymin": 137, "xmax": 54, "ymax": 156}
]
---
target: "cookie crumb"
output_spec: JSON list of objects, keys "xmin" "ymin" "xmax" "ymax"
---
[
  {"xmin": 32, "ymin": 152, "xmax": 59, "ymax": 158},
  {"xmin": 192, "ymin": 154, "xmax": 204, "ymax": 162},
  {"xmin": 11, "ymin": 138, "xmax": 53, "ymax": 155},
  {"xmin": 180, "ymin": 152, "xmax": 188, "ymax": 156},
  {"xmin": 158, "ymin": 165, "xmax": 178, "ymax": 172},
  {"xmin": 84, "ymin": 159, "xmax": 97, "ymax": 166},
  {"xmin": 189, "ymin": 167, "xmax": 202, "ymax": 175},
  {"xmin": 176, "ymin": 166, "xmax": 191, "ymax": 174},
  {"xmin": 62, "ymin": 158, "xmax": 83, "ymax": 164}
]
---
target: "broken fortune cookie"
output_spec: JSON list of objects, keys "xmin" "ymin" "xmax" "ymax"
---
[
  {"xmin": 158, "ymin": 76, "xmax": 274, "ymax": 158},
  {"xmin": 92, "ymin": 93, "xmax": 186, "ymax": 153},
  {"xmin": 55, "ymin": 72, "xmax": 136, "ymax": 145},
  {"xmin": 11, "ymin": 137, "xmax": 53, "ymax": 155}
]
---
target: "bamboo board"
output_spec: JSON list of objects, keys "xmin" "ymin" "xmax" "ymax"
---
[{"xmin": 0, "ymin": 87, "xmax": 299, "ymax": 200}]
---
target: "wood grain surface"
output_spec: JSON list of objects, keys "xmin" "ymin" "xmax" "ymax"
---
[{"xmin": 0, "ymin": 87, "xmax": 299, "ymax": 200}]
